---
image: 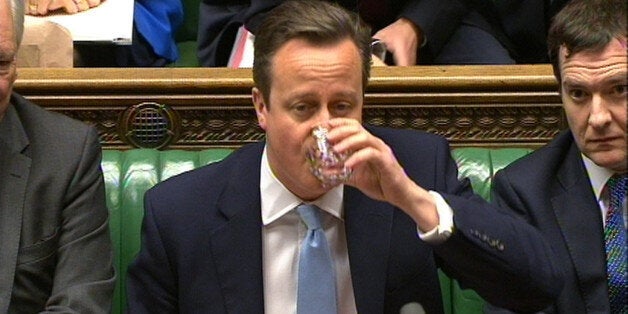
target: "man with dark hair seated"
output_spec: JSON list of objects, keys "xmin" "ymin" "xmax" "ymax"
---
[
  {"xmin": 128, "ymin": 1, "xmax": 564, "ymax": 313},
  {"xmin": 487, "ymin": 0, "xmax": 627, "ymax": 312}
]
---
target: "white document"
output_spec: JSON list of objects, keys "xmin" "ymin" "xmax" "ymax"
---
[{"xmin": 24, "ymin": 0, "xmax": 134, "ymax": 45}]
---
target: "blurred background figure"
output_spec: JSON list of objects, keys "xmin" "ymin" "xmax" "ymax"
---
[
  {"xmin": 113, "ymin": 0, "xmax": 183, "ymax": 66},
  {"xmin": 196, "ymin": 0, "xmax": 571, "ymax": 67}
]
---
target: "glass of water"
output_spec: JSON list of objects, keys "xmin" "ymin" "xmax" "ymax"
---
[{"xmin": 305, "ymin": 125, "xmax": 352, "ymax": 187}]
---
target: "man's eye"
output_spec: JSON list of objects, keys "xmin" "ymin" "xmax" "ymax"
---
[
  {"xmin": 291, "ymin": 103, "xmax": 316, "ymax": 118},
  {"xmin": 568, "ymin": 89, "xmax": 588, "ymax": 102},
  {"xmin": 0, "ymin": 60, "xmax": 12, "ymax": 73},
  {"xmin": 611, "ymin": 84, "xmax": 628, "ymax": 96},
  {"xmin": 333, "ymin": 103, "xmax": 353, "ymax": 115},
  {"xmin": 293, "ymin": 103, "xmax": 309, "ymax": 112}
]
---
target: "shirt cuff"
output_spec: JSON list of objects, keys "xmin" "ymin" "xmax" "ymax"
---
[{"xmin": 418, "ymin": 191, "xmax": 454, "ymax": 244}]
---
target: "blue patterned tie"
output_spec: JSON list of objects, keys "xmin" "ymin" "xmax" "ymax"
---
[
  {"xmin": 604, "ymin": 174, "xmax": 627, "ymax": 314},
  {"xmin": 296, "ymin": 204, "xmax": 337, "ymax": 314}
]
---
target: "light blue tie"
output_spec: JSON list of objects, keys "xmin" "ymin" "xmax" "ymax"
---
[{"xmin": 296, "ymin": 204, "xmax": 337, "ymax": 314}]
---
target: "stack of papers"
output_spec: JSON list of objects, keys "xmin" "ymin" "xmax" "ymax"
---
[{"xmin": 24, "ymin": 0, "xmax": 134, "ymax": 45}]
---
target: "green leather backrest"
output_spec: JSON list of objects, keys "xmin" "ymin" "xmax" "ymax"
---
[
  {"xmin": 102, "ymin": 148, "xmax": 233, "ymax": 314},
  {"xmin": 102, "ymin": 147, "xmax": 532, "ymax": 314},
  {"xmin": 446, "ymin": 148, "xmax": 533, "ymax": 314}
]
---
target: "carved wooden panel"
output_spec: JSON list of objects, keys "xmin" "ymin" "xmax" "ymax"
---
[{"xmin": 14, "ymin": 65, "xmax": 564, "ymax": 149}]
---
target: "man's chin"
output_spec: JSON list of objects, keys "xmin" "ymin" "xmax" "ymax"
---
[{"xmin": 587, "ymin": 150, "xmax": 628, "ymax": 172}]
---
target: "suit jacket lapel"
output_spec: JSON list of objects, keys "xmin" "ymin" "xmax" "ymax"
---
[
  {"xmin": 0, "ymin": 106, "xmax": 30, "ymax": 313},
  {"xmin": 344, "ymin": 186, "xmax": 393, "ymax": 312},
  {"xmin": 209, "ymin": 144, "xmax": 265, "ymax": 313},
  {"xmin": 206, "ymin": 143, "xmax": 396, "ymax": 312},
  {"xmin": 551, "ymin": 143, "xmax": 608, "ymax": 310}
]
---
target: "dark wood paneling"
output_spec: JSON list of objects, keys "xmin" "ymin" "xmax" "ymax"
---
[{"xmin": 14, "ymin": 65, "xmax": 564, "ymax": 149}]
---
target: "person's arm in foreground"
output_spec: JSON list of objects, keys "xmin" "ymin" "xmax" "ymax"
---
[{"xmin": 328, "ymin": 118, "xmax": 563, "ymax": 313}]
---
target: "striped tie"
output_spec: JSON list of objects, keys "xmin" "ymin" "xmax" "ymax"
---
[{"xmin": 604, "ymin": 174, "xmax": 627, "ymax": 314}]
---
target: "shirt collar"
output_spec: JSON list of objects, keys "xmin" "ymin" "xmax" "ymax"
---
[
  {"xmin": 260, "ymin": 145, "xmax": 344, "ymax": 226},
  {"xmin": 581, "ymin": 154, "xmax": 614, "ymax": 201}
]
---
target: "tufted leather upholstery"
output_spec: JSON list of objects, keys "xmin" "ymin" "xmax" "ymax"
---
[{"xmin": 102, "ymin": 147, "xmax": 532, "ymax": 313}]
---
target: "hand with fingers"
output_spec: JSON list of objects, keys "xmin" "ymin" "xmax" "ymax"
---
[
  {"xmin": 26, "ymin": 0, "xmax": 104, "ymax": 16},
  {"xmin": 372, "ymin": 18, "xmax": 421, "ymax": 66},
  {"xmin": 323, "ymin": 118, "xmax": 439, "ymax": 232}
]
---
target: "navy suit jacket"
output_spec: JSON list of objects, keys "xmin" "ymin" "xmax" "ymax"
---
[
  {"xmin": 127, "ymin": 127, "xmax": 562, "ymax": 313},
  {"xmin": 465, "ymin": 0, "xmax": 570, "ymax": 63},
  {"xmin": 489, "ymin": 130, "xmax": 610, "ymax": 313}
]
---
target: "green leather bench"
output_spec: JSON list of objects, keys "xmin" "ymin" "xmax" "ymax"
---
[{"xmin": 102, "ymin": 147, "xmax": 532, "ymax": 313}]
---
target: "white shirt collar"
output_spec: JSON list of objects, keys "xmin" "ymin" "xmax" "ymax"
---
[
  {"xmin": 260, "ymin": 145, "xmax": 344, "ymax": 226},
  {"xmin": 581, "ymin": 154, "xmax": 614, "ymax": 201}
]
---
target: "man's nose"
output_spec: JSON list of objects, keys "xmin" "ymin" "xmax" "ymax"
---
[
  {"xmin": 314, "ymin": 107, "xmax": 332, "ymax": 124},
  {"xmin": 588, "ymin": 94, "xmax": 612, "ymax": 128}
]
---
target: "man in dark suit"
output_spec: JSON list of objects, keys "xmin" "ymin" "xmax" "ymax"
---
[
  {"xmin": 0, "ymin": 0, "xmax": 115, "ymax": 312},
  {"xmin": 197, "ymin": 0, "xmax": 516, "ymax": 67},
  {"xmin": 468, "ymin": 0, "xmax": 571, "ymax": 64},
  {"xmin": 487, "ymin": 0, "xmax": 627, "ymax": 313},
  {"xmin": 128, "ymin": 1, "xmax": 563, "ymax": 313}
]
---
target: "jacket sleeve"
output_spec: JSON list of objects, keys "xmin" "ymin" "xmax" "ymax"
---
[
  {"xmin": 428, "ymin": 139, "xmax": 563, "ymax": 313},
  {"xmin": 126, "ymin": 189, "xmax": 178, "ymax": 313},
  {"xmin": 46, "ymin": 126, "xmax": 116, "ymax": 313}
]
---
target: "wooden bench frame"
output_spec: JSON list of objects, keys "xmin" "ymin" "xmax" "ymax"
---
[{"xmin": 14, "ymin": 64, "xmax": 565, "ymax": 149}]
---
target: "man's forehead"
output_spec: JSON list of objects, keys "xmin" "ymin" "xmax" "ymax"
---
[
  {"xmin": 0, "ymin": 0, "xmax": 13, "ymax": 31},
  {"xmin": 560, "ymin": 38, "xmax": 628, "ymax": 66},
  {"xmin": 0, "ymin": 1, "xmax": 16, "ymax": 52},
  {"xmin": 0, "ymin": 0, "xmax": 10, "ymax": 18}
]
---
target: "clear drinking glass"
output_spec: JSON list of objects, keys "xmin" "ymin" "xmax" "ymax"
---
[
  {"xmin": 305, "ymin": 126, "xmax": 352, "ymax": 187},
  {"xmin": 371, "ymin": 39, "xmax": 387, "ymax": 62}
]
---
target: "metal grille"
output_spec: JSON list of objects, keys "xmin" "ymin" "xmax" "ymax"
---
[{"xmin": 119, "ymin": 102, "xmax": 180, "ymax": 149}]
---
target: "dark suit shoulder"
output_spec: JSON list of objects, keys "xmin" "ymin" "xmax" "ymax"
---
[
  {"xmin": 368, "ymin": 125, "xmax": 453, "ymax": 174},
  {"xmin": 11, "ymin": 93, "xmax": 96, "ymax": 150},
  {"xmin": 11, "ymin": 93, "xmax": 101, "ymax": 166},
  {"xmin": 142, "ymin": 142, "xmax": 263, "ymax": 238},
  {"xmin": 497, "ymin": 130, "xmax": 575, "ymax": 177},
  {"xmin": 8, "ymin": 93, "xmax": 102, "ymax": 188},
  {"xmin": 146, "ymin": 142, "xmax": 263, "ymax": 207},
  {"xmin": 369, "ymin": 125, "xmax": 449, "ymax": 152}
]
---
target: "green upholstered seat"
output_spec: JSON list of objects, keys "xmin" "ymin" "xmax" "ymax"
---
[
  {"xmin": 445, "ymin": 148, "xmax": 533, "ymax": 313},
  {"xmin": 102, "ymin": 148, "xmax": 233, "ymax": 313},
  {"xmin": 102, "ymin": 147, "xmax": 531, "ymax": 313}
]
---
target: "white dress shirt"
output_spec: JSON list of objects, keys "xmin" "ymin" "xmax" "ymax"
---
[
  {"xmin": 582, "ymin": 154, "xmax": 628, "ymax": 227},
  {"xmin": 260, "ymin": 148, "xmax": 357, "ymax": 314},
  {"xmin": 259, "ymin": 146, "xmax": 455, "ymax": 314}
]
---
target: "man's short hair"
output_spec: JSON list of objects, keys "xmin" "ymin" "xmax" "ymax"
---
[
  {"xmin": 547, "ymin": 0, "xmax": 627, "ymax": 83},
  {"xmin": 252, "ymin": 0, "xmax": 373, "ymax": 104}
]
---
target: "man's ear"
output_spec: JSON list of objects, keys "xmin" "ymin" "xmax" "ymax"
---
[{"xmin": 252, "ymin": 87, "xmax": 267, "ymax": 130}]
